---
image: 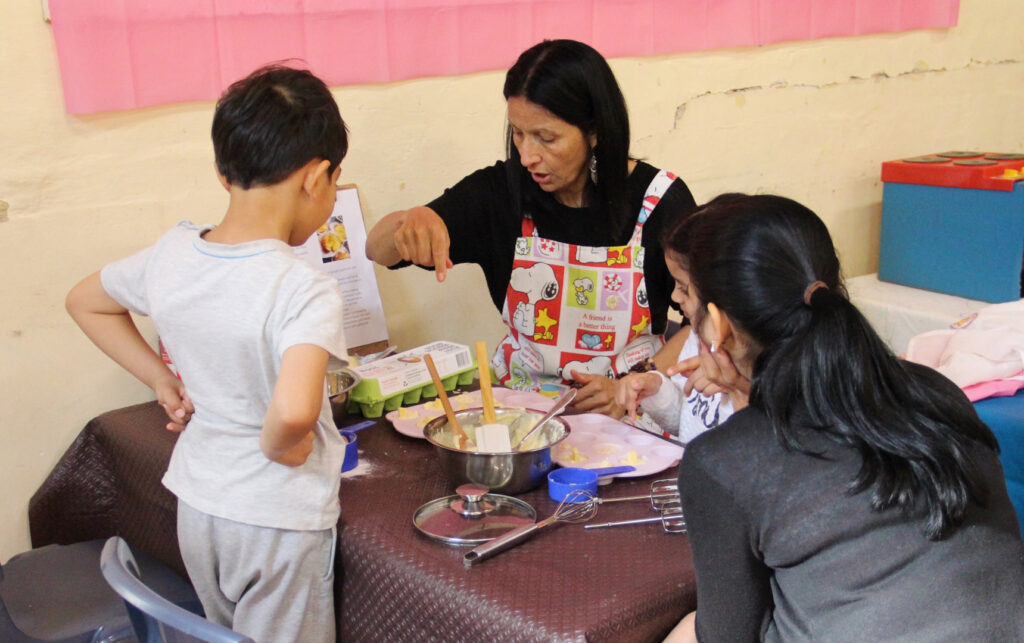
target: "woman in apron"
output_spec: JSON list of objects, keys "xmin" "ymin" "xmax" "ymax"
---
[{"xmin": 366, "ymin": 39, "xmax": 697, "ymax": 418}]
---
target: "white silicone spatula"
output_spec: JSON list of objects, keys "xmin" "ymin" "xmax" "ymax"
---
[{"xmin": 473, "ymin": 341, "xmax": 512, "ymax": 453}]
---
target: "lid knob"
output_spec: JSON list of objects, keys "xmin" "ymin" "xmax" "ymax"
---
[
  {"xmin": 456, "ymin": 483, "xmax": 490, "ymax": 502},
  {"xmin": 453, "ymin": 484, "xmax": 494, "ymax": 517}
]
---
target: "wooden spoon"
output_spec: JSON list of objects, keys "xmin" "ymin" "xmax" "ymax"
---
[
  {"xmin": 423, "ymin": 354, "xmax": 469, "ymax": 450},
  {"xmin": 475, "ymin": 341, "xmax": 497, "ymax": 424}
]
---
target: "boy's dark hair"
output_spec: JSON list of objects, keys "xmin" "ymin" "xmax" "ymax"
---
[
  {"xmin": 212, "ymin": 63, "xmax": 348, "ymax": 189},
  {"xmin": 503, "ymin": 40, "xmax": 631, "ymax": 229}
]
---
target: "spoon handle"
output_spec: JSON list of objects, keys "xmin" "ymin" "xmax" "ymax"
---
[
  {"xmin": 512, "ymin": 388, "xmax": 576, "ymax": 450},
  {"xmin": 475, "ymin": 341, "xmax": 497, "ymax": 424},
  {"xmin": 423, "ymin": 354, "xmax": 468, "ymax": 449}
]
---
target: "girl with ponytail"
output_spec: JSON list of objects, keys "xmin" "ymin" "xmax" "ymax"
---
[{"xmin": 660, "ymin": 194, "xmax": 1023, "ymax": 642}]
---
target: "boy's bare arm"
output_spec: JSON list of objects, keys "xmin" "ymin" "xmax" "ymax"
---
[
  {"xmin": 66, "ymin": 271, "xmax": 193, "ymax": 431},
  {"xmin": 261, "ymin": 344, "xmax": 330, "ymax": 466}
]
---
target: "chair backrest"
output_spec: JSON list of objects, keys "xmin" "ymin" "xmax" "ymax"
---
[{"xmin": 99, "ymin": 537, "xmax": 254, "ymax": 643}]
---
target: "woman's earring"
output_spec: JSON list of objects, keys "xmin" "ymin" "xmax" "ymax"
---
[{"xmin": 589, "ymin": 153, "xmax": 598, "ymax": 184}]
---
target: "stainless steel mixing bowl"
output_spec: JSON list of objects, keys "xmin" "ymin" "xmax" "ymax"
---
[
  {"xmin": 423, "ymin": 407, "xmax": 570, "ymax": 494},
  {"xmin": 327, "ymin": 367, "xmax": 361, "ymax": 427}
]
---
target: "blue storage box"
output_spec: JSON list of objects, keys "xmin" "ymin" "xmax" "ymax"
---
[
  {"xmin": 879, "ymin": 152, "xmax": 1024, "ymax": 303},
  {"xmin": 974, "ymin": 390, "xmax": 1024, "ymax": 537}
]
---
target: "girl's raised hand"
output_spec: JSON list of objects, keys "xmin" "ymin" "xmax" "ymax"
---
[
  {"xmin": 614, "ymin": 372, "xmax": 664, "ymax": 421},
  {"xmin": 671, "ymin": 341, "xmax": 750, "ymax": 410},
  {"xmin": 668, "ymin": 355, "xmax": 723, "ymax": 397}
]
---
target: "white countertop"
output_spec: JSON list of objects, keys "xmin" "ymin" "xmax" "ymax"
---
[{"xmin": 846, "ymin": 273, "xmax": 990, "ymax": 356}]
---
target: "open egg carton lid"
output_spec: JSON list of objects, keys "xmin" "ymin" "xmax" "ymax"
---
[{"xmin": 347, "ymin": 341, "xmax": 477, "ymax": 418}]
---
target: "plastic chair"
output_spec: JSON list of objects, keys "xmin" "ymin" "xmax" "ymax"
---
[
  {"xmin": 99, "ymin": 537, "xmax": 254, "ymax": 643},
  {"xmin": 1, "ymin": 538, "xmax": 197, "ymax": 643}
]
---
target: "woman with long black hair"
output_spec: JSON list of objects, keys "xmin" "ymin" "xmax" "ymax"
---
[
  {"xmin": 666, "ymin": 194, "xmax": 1023, "ymax": 641},
  {"xmin": 366, "ymin": 39, "xmax": 697, "ymax": 417}
]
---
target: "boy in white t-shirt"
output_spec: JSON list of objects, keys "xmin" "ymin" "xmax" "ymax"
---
[{"xmin": 66, "ymin": 65, "xmax": 349, "ymax": 642}]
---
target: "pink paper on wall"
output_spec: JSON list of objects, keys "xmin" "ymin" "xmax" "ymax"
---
[
  {"xmin": 304, "ymin": 2, "xmax": 390, "ymax": 85},
  {"xmin": 49, "ymin": 0, "xmax": 960, "ymax": 115},
  {"xmin": 126, "ymin": 1, "xmax": 222, "ymax": 108}
]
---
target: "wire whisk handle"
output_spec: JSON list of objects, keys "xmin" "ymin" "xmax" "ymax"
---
[{"xmin": 464, "ymin": 489, "xmax": 598, "ymax": 566}]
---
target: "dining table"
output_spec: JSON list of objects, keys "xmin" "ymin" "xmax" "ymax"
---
[{"xmin": 29, "ymin": 392, "xmax": 697, "ymax": 642}]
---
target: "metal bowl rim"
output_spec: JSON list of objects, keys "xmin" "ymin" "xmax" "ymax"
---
[
  {"xmin": 327, "ymin": 367, "xmax": 362, "ymax": 398},
  {"xmin": 422, "ymin": 406, "xmax": 570, "ymax": 454}
]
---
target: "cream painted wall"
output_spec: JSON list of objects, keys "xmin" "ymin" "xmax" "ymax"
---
[{"xmin": 2, "ymin": 1, "xmax": 1022, "ymax": 560}]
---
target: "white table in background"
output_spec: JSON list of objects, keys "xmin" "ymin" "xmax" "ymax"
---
[{"xmin": 846, "ymin": 273, "xmax": 989, "ymax": 356}]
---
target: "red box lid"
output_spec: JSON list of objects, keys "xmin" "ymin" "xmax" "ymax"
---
[{"xmin": 881, "ymin": 151, "xmax": 1024, "ymax": 192}]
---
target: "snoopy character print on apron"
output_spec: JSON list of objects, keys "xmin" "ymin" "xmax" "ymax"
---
[{"xmin": 491, "ymin": 169, "xmax": 678, "ymax": 392}]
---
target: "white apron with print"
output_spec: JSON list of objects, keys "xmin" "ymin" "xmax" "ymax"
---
[{"xmin": 491, "ymin": 170, "xmax": 677, "ymax": 392}]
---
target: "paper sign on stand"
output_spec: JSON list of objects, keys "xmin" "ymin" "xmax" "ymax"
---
[{"xmin": 294, "ymin": 185, "xmax": 389, "ymax": 357}]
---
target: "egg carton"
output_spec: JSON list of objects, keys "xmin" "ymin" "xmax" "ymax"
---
[{"xmin": 347, "ymin": 341, "xmax": 477, "ymax": 418}]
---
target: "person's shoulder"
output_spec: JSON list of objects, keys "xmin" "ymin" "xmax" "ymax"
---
[
  {"xmin": 443, "ymin": 161, "xmax": 509, "ymax": 193},
  {"xmin": 630, "ymin": 160, "xmax": 689, "ymax": 190},
  {"xmin": 683, "ymin": 407, "xmax": 776, "ymax": 469},
  {"xmin": 270, "ymin": 259, "xmax": 343, "ymax": 317},
  {"xmin": 631, "ymin": 161, "xmax": 696, "ymax": 215},
  {"xmin": 695, "ymin": 406, "xmax": 773, "ymax": 444},
  {"xmin": 629, "ymin": 160, "xmax": 659, "ymax": 184},
  {"xmin": 157, "ymin": 220, "xmax": 204, "ymax": 242},
  {"xmin": 676, "ymin": 328, "xmax": 699, "ymax": 361},
  {"xmin": 429, "ymin": 161, "xmax": 513, "ymax": 221},
  {"xmin": 135, "ymin": 220, "xmax": 208, "ymax": 260},
  {"xmin": 278, "ymin": 251, "xmax": 338, "ymax": 285},
  {"xmin": 679, "ymin": 406, "xmax": 778, "ymax": 502}
]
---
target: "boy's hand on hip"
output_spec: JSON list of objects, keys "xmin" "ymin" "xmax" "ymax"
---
[{"xmin": 155, "ymin": 373, "xmax": 194, "ymax": 432}]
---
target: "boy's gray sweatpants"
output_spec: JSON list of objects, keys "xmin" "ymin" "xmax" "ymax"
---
[{"xmin": 177, "ymin": 499, "xmax": 336, "ymax": 643}]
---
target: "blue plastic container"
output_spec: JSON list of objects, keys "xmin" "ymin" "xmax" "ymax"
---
[{"xmin": 879, "ymin": 180, "xmax": 1024, "ymax": 303}]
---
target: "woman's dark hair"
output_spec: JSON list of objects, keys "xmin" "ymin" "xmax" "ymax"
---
[
  {"xmin": 212, "ymin": 63, "xmax": 348, "ymax": 189},
  {"xmin": 503, "ymin": 40, "xmax": 631, "ymax": 227},
  {"xmin": 666, "ymin": 193, "xmax": 998, "ymax": 539}
]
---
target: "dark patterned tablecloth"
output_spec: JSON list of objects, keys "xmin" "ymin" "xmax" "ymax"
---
[{"xmin": 30, "ymin": 400, "xmax": 696, "ymax": 642}]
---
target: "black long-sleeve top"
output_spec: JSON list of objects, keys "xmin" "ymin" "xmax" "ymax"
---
[{"xmin": 425, "ymin": 160, "xmax": 697, "ymax": 335}]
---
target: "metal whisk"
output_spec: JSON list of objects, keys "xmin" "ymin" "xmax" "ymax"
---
[
  {"xmin": 464, "ymin": 489, "xmax": 599, "ymax": 566},
  {"xmin": 595, "ymin": 477, "xmax": 679, "ymax": 510},
  {"xmin": 584, "ymin": 499, "xmax": 686, "ymax": 534}
]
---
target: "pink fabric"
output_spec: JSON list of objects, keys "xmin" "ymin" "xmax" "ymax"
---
[
  {"xmin": 905, "ymin": 300, "xmax": 1024, "ymax": 390},
  {"xmin": 50, "ymin": 0, "xmax": 960, "ymax": 115},
  {"xmin": 962, "ymin": 375, "xmax": 1024, "ymax": 403}
]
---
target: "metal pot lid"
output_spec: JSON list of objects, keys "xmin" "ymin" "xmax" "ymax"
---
[{"xmin": 413, "ymin": 484, "xmax": 536, "ymax": 546}]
